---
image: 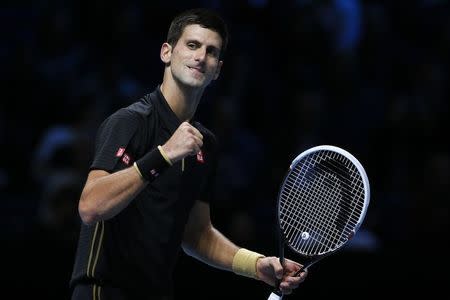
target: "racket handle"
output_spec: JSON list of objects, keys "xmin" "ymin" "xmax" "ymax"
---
[{"xmin": 267, "ymin": 291, "xmax": 283, "ymax": 300}]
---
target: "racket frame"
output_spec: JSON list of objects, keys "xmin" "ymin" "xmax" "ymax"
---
[{"xmin": 274, "ymin": 145, "xmax": 371, "ymax": 288}]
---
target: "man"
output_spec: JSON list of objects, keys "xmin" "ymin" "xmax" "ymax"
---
[{"xmin": 70, "ymin": 8, "xmax": 307, "ymax": 300}]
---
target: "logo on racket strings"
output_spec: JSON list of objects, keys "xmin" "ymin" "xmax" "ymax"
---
[{"xmin": 301, "ymin": 232, "xmax": 310, "ymax": 240}]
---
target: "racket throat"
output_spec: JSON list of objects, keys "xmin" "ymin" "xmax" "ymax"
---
[
  {"xmin": 278, "ymin": 234, "xmax": 286, "ymax": 264},
  {"xmin": 294, "ymin": 256, "xmax": 324, "ymax": 277}
]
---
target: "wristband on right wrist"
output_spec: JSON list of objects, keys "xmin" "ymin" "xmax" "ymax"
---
[
  {"xmin": 157, "ymin": 145, "xmax": 173, "ymax": 166},
  {"xmin": 135, "ymin": 148, "xmax": 171, "ymax": 181},
  {"xmin": 133, "ymin": 162, "xmax": 144, "ymax": 179}
]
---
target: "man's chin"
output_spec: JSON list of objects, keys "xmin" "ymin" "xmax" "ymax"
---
[{"xmin": 184, "ymin": 79, "xmax": 207, "ymax": 89}]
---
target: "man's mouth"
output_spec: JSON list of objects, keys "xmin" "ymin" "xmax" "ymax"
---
[{"xmin": 188, "ymin": 66, "xmax": 205, "ymax": 73}]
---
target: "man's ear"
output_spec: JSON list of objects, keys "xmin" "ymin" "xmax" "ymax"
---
[
  {"xmin": 213, "ymin": 60, "xmax": 223, "ymax": 80},
  {"xmin": 160, "ymin": 42, "xmax": 172, "ymax": 64}
]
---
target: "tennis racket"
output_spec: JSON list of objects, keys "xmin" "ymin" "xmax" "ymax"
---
[{"xmin": 267, "ymin": 145, "xmax": 370, "ymax": 300}]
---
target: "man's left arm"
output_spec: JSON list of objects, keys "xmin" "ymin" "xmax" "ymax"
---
[
  {"xmin": 182, "ymin": 200, "xmax": 237, "ymax": 271},
  {"xmin": 181, "ymin": 200, "xmax": 307, "ymax": 295}
]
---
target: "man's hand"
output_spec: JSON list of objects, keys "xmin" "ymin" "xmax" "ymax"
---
[
  {"xmin": 161, "ymin": 122, "xmax": 203, "ymax": 163},
  {"xmin": 256, "ymin": 257, "xmax": 308, "ymax": 295}
]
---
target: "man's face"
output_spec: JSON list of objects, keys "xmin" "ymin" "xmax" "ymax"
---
[{"xmin": 163, "ymin": 24, "xmax": 223, "ymax": 89}]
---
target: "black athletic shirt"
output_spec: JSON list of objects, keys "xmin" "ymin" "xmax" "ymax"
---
[{"xmin": 70, "ymin": 86, "xmax": 218, "ymax": 299}]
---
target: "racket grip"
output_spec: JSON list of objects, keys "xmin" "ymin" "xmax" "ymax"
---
[{"xmin": 267, "ymin": 291, "xmax": 283, "ymax": 300}]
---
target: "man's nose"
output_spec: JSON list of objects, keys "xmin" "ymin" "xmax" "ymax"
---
[{"xmin": 194, "ymin": 48, "xmax": 206, "ymax": 61}]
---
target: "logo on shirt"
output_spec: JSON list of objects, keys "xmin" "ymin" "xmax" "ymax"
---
[
  {"xmin": 115, "ymin": 147, "xmax": 132, "ymax": 165},
  {"xmin": 197, "ymin": 150, "xmax": 205, "ymax": 164},
  {"xmin": 116, "ymin": 147, "xmax": 125, "ymax": 157},
  {"xmin": 122, "ymin": 154, "xmax": 131, "ymax": 165}
]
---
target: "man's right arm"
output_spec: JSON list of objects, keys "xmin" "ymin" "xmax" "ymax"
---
[
  {"xmin": 79, "ymin": 121, "xmax": 204, "ymax": 225},
  {"xmin": 78, "ymin": 167, "xmax": 146, "ymax": 225}
]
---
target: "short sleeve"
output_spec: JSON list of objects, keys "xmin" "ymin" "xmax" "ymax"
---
[{"xmin": 90, "ymin": 109, "xmax": 140, "ymax": 172}]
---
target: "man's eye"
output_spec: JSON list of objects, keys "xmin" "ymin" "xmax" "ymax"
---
[
  {"xmin": 209, "ymin": 50, "xmax": 219, "ymax": 58},
  {"xmin": 187, "ymin": 43, "xmax": 196, "ymax": 49},
  {"xmin": 207, "ymin": 48, "xmax": 220, "ymax": 58}
]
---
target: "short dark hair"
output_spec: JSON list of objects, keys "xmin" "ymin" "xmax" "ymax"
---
[{"xmin": 167, "ymin": 8, "xmax": 229, "ymax": 57}]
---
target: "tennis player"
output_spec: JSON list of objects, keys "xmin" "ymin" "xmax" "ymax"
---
[{"xmin": 70, "ymin": 8, "xmax": 307, "ymax": 300}]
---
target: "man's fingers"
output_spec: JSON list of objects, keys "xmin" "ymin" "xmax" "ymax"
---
[
  {"xmin": 165, "ymin": 122, "xmax": 204, "ymax": 161},
  {"xmin": 187, "ymin": 135, "xmax": 203, "ymax": 155},
  {"xmin": 272, "ymin": 259, "xmax": 284, "ymax": 280},
  {"xmin": 181, "ymin": 122, "xmax": 203, "ymax": 140},
  {"xmin": 279, "ymin": 276, "xmax": 303, "ymax": 294},
  {"xmin": 297, "ymin": 269, "xmax": 308, "ymax": 281}
]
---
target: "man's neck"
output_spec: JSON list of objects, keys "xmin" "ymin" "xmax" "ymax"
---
[{"xmin": 160, "ymin": 79, "xmax": 204, "ymax": 122}]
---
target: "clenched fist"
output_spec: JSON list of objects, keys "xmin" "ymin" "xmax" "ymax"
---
[{"xmin": 160, "ymin": 122, "xmax": 203, "ymax": 163}]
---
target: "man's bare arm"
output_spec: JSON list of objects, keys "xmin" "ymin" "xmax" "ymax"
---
[{"xmin": 78, "ymin": 168, "xmax": 146, "ymax": 225}]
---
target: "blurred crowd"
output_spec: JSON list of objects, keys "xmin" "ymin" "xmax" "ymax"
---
[{"xmin": 1, "ymin": 0, "xmax": 449, "ymax": 299}]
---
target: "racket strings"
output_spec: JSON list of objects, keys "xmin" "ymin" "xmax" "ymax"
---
[
  {"xmin": 291, "ymin": 162, "xmax": 364, "ymax": 226},
  {"xmin": 281, "ymin": 178, "xmax": 345, "ymax": 253},
  {"xmin": 289, "ymin": 165, "xmax": 362, "ymax": 250},
  {"xmin": 302, "ymin": 150, "xmax": 365, "ymax": 215},
  {"xmin": 279, "ymin": 150, "xmax": 365, "ymax": 255},
  {"xmin": 284, "ymin": 157, "xmax": 362, "ymax": 230},
  {"xmin": 285, "ymin": 162, "xmax": 364, "ymax": 215},
  {"xmin": 301, "ymin": 151, "xmax": 365, "ymax": 200},
  {"xmin": 289, "ymin": 168, "xmax": 361, "ymax": 247},
  {"xmin": 281, "ymin": 177, "xmax": 344, "ymax": 254},
  {"xmin": 281, "ymin": 185, "xmax": 348, "ymax": 254}
]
